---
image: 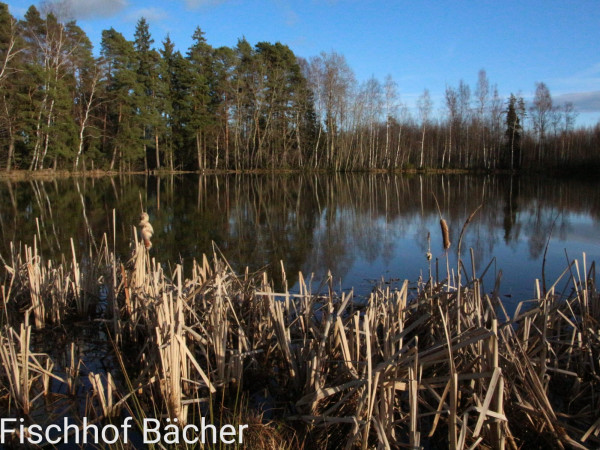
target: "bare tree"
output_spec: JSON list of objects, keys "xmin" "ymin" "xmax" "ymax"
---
[
  {"xmin": 362, "ymin": 77, "xmax": 382, "ymax": 168},
  {"xmin": 417, "ymin": 89, "xmax": 432, "ymax": 168},
  {"xmin": 474, "ymin": 69, "xmax": 489, "ymax": 167},
  {"xmin": 457, "ymin": 79, "xmax": 471, "ymax": 166},
  {"xmin": 474, "ymin": 70, "xmax": 489, "ymax": 119},
  {"xmin": 394, "ymin": 103, "xmax": 410, "ymax": 168},
  {"xmin": 306, "ymin": 51, "xmax": 355, "ymax": 169},
  {"xmin": 384, "ymin": 74, "xmax": 398, "ymax": 166},
  {"xmin": 489, "ymin": 84, "xmax": 503, "ymax": 168},
  {"xmin": 530, "ymin": 82, "xmax": 553, "ymax": 165},
  {"xmin": 444, "ymin": 85, "xmax": 458, "ymax": 168},
  {"xmin": 560, "ymin": 102, "xmax": 577, "ymax": 163}
]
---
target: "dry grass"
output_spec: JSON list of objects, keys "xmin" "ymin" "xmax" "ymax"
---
[
  {"xmin": 0, "ymin": 323, "xmax": 63, "ymax": 415},
  {"xmin": 0, "ymin": 225, "xmax": 599, "ymax": 449}
]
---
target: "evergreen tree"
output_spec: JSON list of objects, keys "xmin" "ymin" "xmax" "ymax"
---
[
  {"xmin": 101, "ymin": 28, "xmax": 142, "ymax": 170},
  {"xmin": 159, "ymin": 35, "xmax": 175, "ymax": 170},
  {"xmin": 158, "ymin": 38, "xmax": 200, "ymax": 170},
  {"xmin": 254, "ymin": 41, "xmax": 309, "ymax": 167},
  {"xmin": 54, "ymin": 20, "xmax": 94, "ymax": 168},
  {"xmin": 211, "ymin": 45, "xmax": 236, "ymax": 169},
  {"xmin": 0, "ymin": 4, "xmax": 598, "ymax": 172},
  {"xmin": 505, "ymin": 94, "xmax": 524, "ymax": 170},
  {"xmin": 232, "ymin": 38, "xmax": 256, "ymax": 169},
  {"xmin": 0, "ymin": 2, "xmax": 22, "ymax": 169},
  {"xmin": 13, "ymin": 7, "xmax": 94, "ymax": 169},
  {"xmin": 134, "ymin": 17, "xmax": 164, "ymax": 170},
  {"xmin": 187, "ymin": 27, "xmax": 213, "ymax": 170},
  {"xmin": 0, "ymin": 2, "xmax": 18, "ymax": 85},
  {"xmin": 19, "ymin": 6, "xmax": 49, "ymax": 169}
]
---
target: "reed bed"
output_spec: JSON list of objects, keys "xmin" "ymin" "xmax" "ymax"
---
[
  {"xmin": 0, "ymin": 323, "xmax": 63, "ymax": 415},
  {"xmin": 0, "ymin": 225, "xmax": 599, "ymax": 449}
]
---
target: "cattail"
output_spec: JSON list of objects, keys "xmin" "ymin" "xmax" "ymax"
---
[
  {"xmin": 141, "ymin": 226, "xmax": 153, "ymax": 249},
  {"xmin": 440, "ymin": 219, "xmax": 451, "ymax": 250},
  {"xmin": 139, "ymin": 212, "xmax": 154, "ymax": 249},
  {"xmin": 426, "ymin": 231, "xmax": 432, "ymax": 260}
]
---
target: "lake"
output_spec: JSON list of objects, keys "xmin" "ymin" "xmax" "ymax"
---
[{"xmin": 1, "ymin": 173, "xmax": 599, "ymax": 311}]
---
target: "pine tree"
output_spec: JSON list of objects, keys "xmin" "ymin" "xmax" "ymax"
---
[
  {"xmin": 254, "ymin": 42, "xmax": 309, "ymax": 167},
  {"xmin": 187, "ymin": 27, "xmax": 213, "ymax": 170},
  {"xmin": 0, "ymin": 2, "xmax": 22, "ymax": 169},
  {"xmin": 232, "ymin": 38, "xmax": 255, "ymax": 169},
  {"xmin": 56, "ymin": 21, "xmax": 95, "ymax": 168},
  {"xmin": 19, "ymin": 6, "xmax": 49, "ymax": 169},
  {"xmin": 211, "ymin": 46, "xmax": 236, "ymax": 169},
  {"xmin": 159, "ymin": 35, "xmax": 176, "ymax": 170},
  {"xmin": 134, "ymin": 17, "xmax": 164, "ymax": 170},
  {"xmin": 505, "ymin": 94, "xmax": 523, "ymax": 170},
  {"xmin": 101, "ymin": 27, "xmax": 142, "ymax": 170}
]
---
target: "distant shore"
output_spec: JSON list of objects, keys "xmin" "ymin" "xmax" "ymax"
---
[{"xmin": 0, "ymin": 167, "xmax": 532, "ymax": 182}]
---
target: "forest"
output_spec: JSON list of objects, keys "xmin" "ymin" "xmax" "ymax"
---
[{"xmin": 1, "ymin": 2, "xmax": 599, "ymax": 173}]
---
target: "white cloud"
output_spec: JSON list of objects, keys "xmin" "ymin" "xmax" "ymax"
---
[
  {"xmin": 555, "ymin": 62, "xmax": 600, "ymax": 92},
  {"xmin": 555, "ymin": 91, "xmax": 600, "ymax": 113},
  {"xmin": 184, "ymin": 0, "xmax": 229, "ymax": 9},
  {"xmin": 42, "ymin": 0, "xmax": 128, "ymax": 20},
  {"xmin": 126, "ymin": 7, "xmax": 169, "ymax": 23}
]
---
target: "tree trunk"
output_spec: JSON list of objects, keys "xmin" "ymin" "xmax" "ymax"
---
[
  {"xmin": 225, "ymin": 116, "xmax": 230, "ymax": 170},
  {"xmin": 420, "ymin": 125, "xmax": 426, "ymax": 168},
  {"xmin": 110, "ymin": 104, "xmax": 123, "ymax": 171},
  {"xmin": 40, "ymin": 96, "xmax": 56, "ymax": 170},
  {"xmin": 75, "ymin": 76, "xmax": 97, "ymax": 171},
  {"xmin": 155, "ymin": 133, "xmax": 160, "ymax": 169},
  {"xmin": 215, "ymin": 135, "xmax": 219, "ymax": 169},
  {"xmin": 196, "ymin": 132, "xmax": 202, "ymax": 170},
  {"xmin": 30, "ymin": 97, "xmax": 47, "ymax": 171},
  {"xmin": 143, "ymin": 144, "xmax": 148, "ymax": 172},
  {"xmin": 6, "ymin": 134, "xmax": 14, "ymax": 171}
]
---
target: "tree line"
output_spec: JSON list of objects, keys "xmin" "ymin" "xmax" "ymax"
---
[{"xmin": 1, "ymin": 3, "xmax": 599, "ymax": 173}]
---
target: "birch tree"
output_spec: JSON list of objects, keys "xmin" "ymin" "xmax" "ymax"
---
[{"xmin": 417, "ymin": 89, "xmax": 432, "ymax": 168}]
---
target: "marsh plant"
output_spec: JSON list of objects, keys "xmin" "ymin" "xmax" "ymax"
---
[{"xmin": 0, "ymin": 213, "xmax": 599, "ymax": 449}]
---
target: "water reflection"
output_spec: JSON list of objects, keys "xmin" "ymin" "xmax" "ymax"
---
[{"xmin": 1, "ymin": 174, "xmax": 599, "ymax": 304}]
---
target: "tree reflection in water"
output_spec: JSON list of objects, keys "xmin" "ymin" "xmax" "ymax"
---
[{"xmin": 1, "ymin": 173, "xmax": 599, "ymax": 304}]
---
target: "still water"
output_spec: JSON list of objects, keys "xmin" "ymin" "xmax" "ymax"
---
[{"xmin": 1, "ymin": 173, "xmax": 599, "ymax": 308}]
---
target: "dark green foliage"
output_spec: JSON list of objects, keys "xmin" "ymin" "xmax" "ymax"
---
[
  {"xmin": 0, "ymin": 2, "xmax": 598, "ymax": 172},
  {"xmin": 504, "ymin": 94, "xmax": 524, "ymax": 170},
  {"xmin": 186, "ymin": 27, "xmax": 213, "ymax": 170},
  {"xmin": 0, "ymin": 3, "xmax": 22, "ymax": 169},
  {"xmin": 134, "ymin": 18, "xmax": 164, "ymax": 169},
  {"xmin": 101, "ymin": 27, "xmax": 143, "ymax": 169}
]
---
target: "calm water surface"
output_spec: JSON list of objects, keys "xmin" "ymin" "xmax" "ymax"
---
[{"xmin": 1, "ymin": 174, "xmax": 599, "ymax": 309}]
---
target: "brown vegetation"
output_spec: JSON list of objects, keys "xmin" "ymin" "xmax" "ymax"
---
[{"xmin": 0, "ymin": 223, "xmax": 599, "ymax": 448}]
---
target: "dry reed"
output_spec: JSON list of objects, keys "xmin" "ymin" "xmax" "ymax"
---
[
  {"xmin": 0, "ymin": 323, "xmax": 63, "ymax": 415},
  {"xmin": 1, "ymin": 224, "xmax": 599, "ymax": 449}
]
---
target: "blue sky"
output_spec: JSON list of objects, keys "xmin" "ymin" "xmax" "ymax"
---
[{"xmin": 8, "ymin": 0, "xmax": 600, "ymax": 126}]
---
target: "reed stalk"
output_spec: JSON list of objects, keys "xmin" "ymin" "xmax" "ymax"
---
[
  {"xmin": 0, "ymin": 324, "xmax": 63, "ymax": 414},
  {"xmin": 1, "ymin": 224, "xmax": 599, "ymax": 449}
]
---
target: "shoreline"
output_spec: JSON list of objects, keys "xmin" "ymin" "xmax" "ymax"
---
[
  {"xmin": 0, "ymin": 167, "xmax": 533, "ymax": 182},
  {"xmin": 2, "ymin": 167, "xmax": 598, "ymax": 184}
]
